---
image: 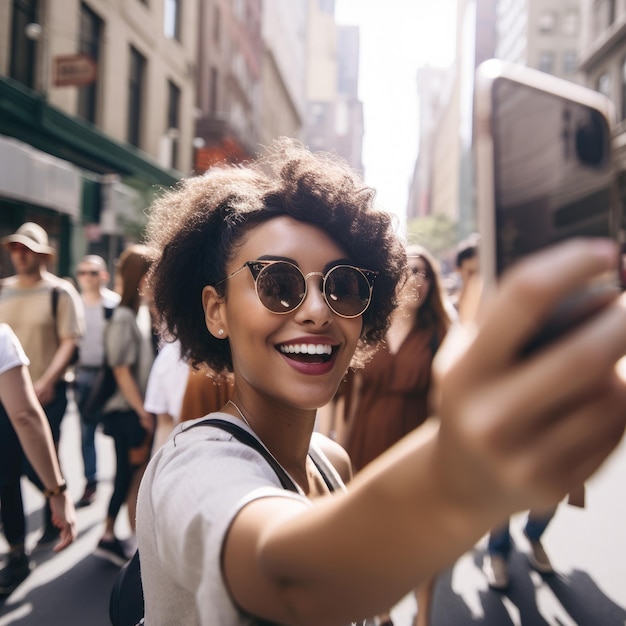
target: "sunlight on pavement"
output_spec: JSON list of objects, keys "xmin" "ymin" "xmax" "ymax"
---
[
  {"xmin": 0, "ymin": 602, "xmax": 33, "ymax": 625},
  {"xmin": 451, "ymin": 550, "xmax": 488, "ymax": 620},
  {"xmin": 531, "ymin": 570, "xmax": 578, "ymax": 626},
  {"xmin": 501, "ymin": 596, "xmax": 521, "ymax": 625}
]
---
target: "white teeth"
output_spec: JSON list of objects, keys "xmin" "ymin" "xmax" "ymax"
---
[{"xmin": 279, "ymin": 343, "xmax": 333, "ymax": 355}]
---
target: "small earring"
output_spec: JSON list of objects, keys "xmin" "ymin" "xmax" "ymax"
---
[{"xmin": 217, "ymin": 329, "xmax": 224, "ymax": 336}]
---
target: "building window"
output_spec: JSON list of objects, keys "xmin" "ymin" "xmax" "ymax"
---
[
  {"xmin": 213, "ymin": 5, "xmax": 220, "ymax": 43},
  {"xmin": 10, "ymin": 0, "xmax": 38, "ymax": 89},
  {"xmin": 209, "ymin": 66, "xmax": 218, "ymax": 114},
  {"xmin": 167, "ymin": 80, "xmax": 181, "ymax": 169},
  {"xmin": 597, "ymin": 72, "xmax": 611, "ymax": 98},
  {"xmin": 77, "ymin": 3, "xmax": 102, "ymax": 123},
  {"xmin": 164, "ymin": 0, "xmax": 181, "ymax": 40},
  {"xmin": 607, "ymin": 0, "xmax": 616, "ymax": 25},
  {"xmin": 594, "ymin": 0, "xmax": 617, "ymax": 35},
  {"xmin": 561, "ymin": 12, "xmax": 579, "ymax": 37},
  {"xmin": 621, "ymin": 58, "xmax": 626, "ymax": 120},
  {"xmin": 563, "ymin": 50, "xmax": 577, "ymax": 75},
  {"xmin": 127, "ymin": 46, "xmax": 146, "ymax": 147},
  {"xmin": 538, "ymin": 12, "xmax": 556, "ymax": 34},
  {"xmin": 538, "ymin": 51, "xmax": 555, "ymax": 74}
]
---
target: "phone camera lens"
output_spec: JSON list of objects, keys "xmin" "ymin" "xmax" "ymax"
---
[{"xmin": 576, "ymin": 111, "xmax": 608, "ymax": 167}]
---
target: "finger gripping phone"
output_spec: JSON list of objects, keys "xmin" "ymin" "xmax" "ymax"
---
[{"xmin": 474, "ymin": 59, "xmax": 621, "ymax": 352}]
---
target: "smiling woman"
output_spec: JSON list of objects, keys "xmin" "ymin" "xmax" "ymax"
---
[{"xmin": 134, "ymin": 137, "xmax": 626, "ymax": 626}]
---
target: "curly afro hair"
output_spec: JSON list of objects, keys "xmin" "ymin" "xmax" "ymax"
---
[{"xmin": 145, "ymin": 138, "xmax": 407, "ymax": 376}]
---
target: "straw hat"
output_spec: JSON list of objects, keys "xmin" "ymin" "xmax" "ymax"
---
[{"xmin": 2, "ymin": 222, "xmax": 56, "ymax": 256}]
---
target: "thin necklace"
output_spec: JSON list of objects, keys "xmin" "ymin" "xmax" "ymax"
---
[
  {"xmin": 227, "ymin": 400, "xmax": 318, "ymax": 495},
  {"xmin": 227, "ymin": 399, "xmax": 252, "ymax": 429}
]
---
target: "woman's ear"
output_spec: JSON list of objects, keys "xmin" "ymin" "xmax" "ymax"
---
[{"xmin": 202, "ymin": 285, "xmax": 228, "ymax": 339}]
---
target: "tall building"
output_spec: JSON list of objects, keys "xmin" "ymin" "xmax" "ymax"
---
[
  {"xmin": 334, "ymin": 25, "xmax": 364, "ymax": 173},
  {"xmin": 0, "ymin": 0, "xmax": 197, "ymax": 272},
  {"xmin": 578, "ymin": 0, "xmax": 626, "ymax": 224},
  {"xmin": 194, "ymin": 0, "xmax": 263, "ymax": 171},
  {"xmin": 407, "ymin": 66, "xmax": 451, "ymax": 221},
  {"xmin": 302, "ymin": 0, "xmax": 364, "ymax": 172},
  {"xmin": 411, "ymin": 0, "xmax": 497, "ymax": 240},
  {"xmin": 495, "ymin": 0, "xmax": 582, "ymax": 82},
  {"xmin": 260, "ymin": 0, "xmax": 307, "ymax": 147}
]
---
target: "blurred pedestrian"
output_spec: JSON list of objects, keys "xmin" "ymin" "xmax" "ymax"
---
[
  {"xmin": 94, "ymin": 245, "xmax": 155, "ymax": 566},
  {"xmin": 342, "ymin": 244, "xmax": 452, "ymax": 470},
  {"xmin": 74, "ymin": 254, "xmax": 120, "ymax": 507},
  {"xmin": 453, "ymin": 234, "xmax": 480, "ymax": 321},
  {"xmin": 0, "ymin": 222, "xmax": 83, "ymax": 548},
  {"xmin": 483, "ymin": 507, "xmax": 559, "ymax": 590},
  {"xmin": 341, "ymin": 243, "xmax": 453, "ymax": 626},
  {"xmin": 144, "ymin": 337, "xmax": 189, "ymax": 453},
  {"xmin": 0, "ymin": 322, "xmax": 77, "ymax": 596},
  {"xmin": 178, "ymin": 365, "xmax": 234, "ymax": 423}
]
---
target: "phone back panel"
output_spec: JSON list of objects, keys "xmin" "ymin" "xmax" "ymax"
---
[{"xmin": 474, "ymin": 60, "xmax": 619, "ymax": 284}]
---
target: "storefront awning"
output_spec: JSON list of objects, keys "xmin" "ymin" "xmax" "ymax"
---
[{"xmin": 0, "ymin": 76, "xmax": 180, "ymax": 187}]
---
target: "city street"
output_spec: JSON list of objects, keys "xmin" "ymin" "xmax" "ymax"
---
[{"xmin": 1, "ymin": 394, "xmax": 625, "ymax": 625}]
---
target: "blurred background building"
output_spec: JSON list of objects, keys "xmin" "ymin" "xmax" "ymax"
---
[
  {"xmin": 0, "ymin": 0, "xmax": 198, "ymax": 276},
  {"xmin": 194, "ymin": 0, "xmax": 262, "ymax": 170},
  {"xmin": 302, "ymin": 0, "xmax": 364, "ymax": 172}
]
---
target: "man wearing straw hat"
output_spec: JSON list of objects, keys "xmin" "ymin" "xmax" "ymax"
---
[{"xmin": 0, "ymin": 222, "xmax": 83, "ymax": 556}]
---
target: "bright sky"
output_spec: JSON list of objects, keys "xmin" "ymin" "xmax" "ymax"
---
[{"xmin": 335, "ymin": 0, "xmax": 458, "ymax": 228}]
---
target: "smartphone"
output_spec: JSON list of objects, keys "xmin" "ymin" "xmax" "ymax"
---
[{"xmin": 474, "ymin": 59, "xmax": 621, "ymax": 351}]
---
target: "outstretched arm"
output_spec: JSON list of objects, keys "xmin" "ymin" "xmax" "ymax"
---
[{"xmin": 222, "ymin": 238, "xmax": 626, "ymax": 626}]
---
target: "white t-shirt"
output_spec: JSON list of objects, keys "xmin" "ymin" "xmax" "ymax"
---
[
  {"xmin": 0, "ymin": 323, "xmax": 30, "ymax": 374},
  {"xmin": 78, "ymin": 288, "xmax": 120, "ymax": 367},
  {"xmin": 136, "ymin": 413, "xmax": 348, "ymax": 626},
  {"xmin": 143, "ymin": 339, "xmax": 189, "ymax": 423}
]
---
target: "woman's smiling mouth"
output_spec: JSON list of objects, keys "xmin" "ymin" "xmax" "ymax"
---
[{"xmin": 276, "ymin": 341, "xmax": 338, "ymax": 369}]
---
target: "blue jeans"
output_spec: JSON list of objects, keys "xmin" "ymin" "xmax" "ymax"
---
[
  {"xmin": 488, "ymin": 508, "xmax": 557, "ymax": 556},
  {"xmin": 74, "ymin": 367, "xmax": 100, "ymax": 483}
]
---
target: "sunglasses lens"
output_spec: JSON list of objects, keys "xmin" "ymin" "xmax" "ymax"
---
[
  {"xmin": 256, "ymin": 262, "xmax": 306, "ymax": 313},
  {"xmin": 325, "ymin": 266, "xmax": 371, "ymax": 317}
]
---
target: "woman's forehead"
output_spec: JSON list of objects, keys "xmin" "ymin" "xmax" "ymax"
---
[{"xmin": 233, "ymin": 216, "xmax": 349, "ymax": 265}]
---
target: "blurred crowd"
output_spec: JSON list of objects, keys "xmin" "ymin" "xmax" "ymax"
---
[{"xmin": 0, "ymin": 222, "xmax": 234, "ymax": 595}]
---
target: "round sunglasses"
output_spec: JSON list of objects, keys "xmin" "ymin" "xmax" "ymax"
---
[{"xmin": 218, "ymin": 260, "xmax": 378, "ymax": 318}]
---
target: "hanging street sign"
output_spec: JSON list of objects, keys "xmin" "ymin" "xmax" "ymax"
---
[{"xmin": 52, "ymin": 54, "xmax": 97, "ymax": 87}]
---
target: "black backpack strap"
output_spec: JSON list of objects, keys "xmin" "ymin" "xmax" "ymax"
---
[
  {"xmin": 307, "ymin": 446, "xmax": 341, "ymax": 493},
  {"xmin": 51, "ymin": 286, "xmax": 59, "ymax": 319},
  {"xmin": 184, "ymin": 418, "xmax": 299, "ymax": 492}
]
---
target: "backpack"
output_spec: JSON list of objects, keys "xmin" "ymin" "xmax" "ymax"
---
[
  {"xmin": 109, "ymin": 418, "xmax": 336, "ymax": 626},
  {"xmin": 80, "ymin": 306, "xmax": 116, "ymax": 424}
]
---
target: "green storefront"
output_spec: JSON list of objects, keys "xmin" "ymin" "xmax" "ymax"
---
[{"xmin": 0, "ymin": 75, "xmax": 180, "ymax": 279}]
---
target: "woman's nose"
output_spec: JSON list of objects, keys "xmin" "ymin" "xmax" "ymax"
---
[{"xmin": 294, "ymin": 276, "xmax": 332, "ymax": 325}]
